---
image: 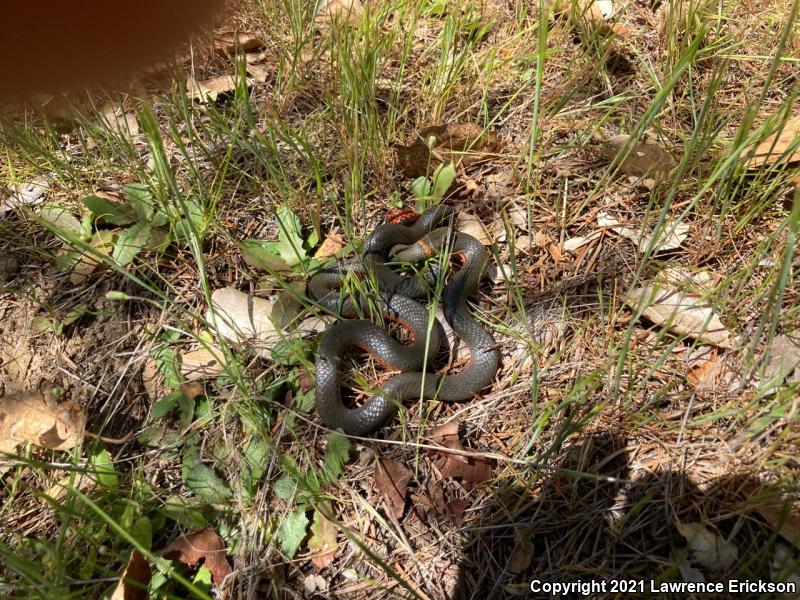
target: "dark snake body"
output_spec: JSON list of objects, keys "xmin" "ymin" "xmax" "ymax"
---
[{"xmin": 308, "ymin": 205, "xmax": 498, "ymax": 435}]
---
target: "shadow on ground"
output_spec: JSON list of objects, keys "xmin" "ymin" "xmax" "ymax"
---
[{"xmin": 452, "ymin": 431, "xmax": 797, "ymax": 599}]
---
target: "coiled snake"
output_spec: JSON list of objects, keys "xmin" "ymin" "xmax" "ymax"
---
[{"xmin": 308, "ymin": 204, "xmax": 498, "ymax": 435}]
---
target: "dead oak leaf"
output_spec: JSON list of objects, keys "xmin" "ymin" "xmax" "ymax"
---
[
  {"xmin": 594, "ymin": 134, "xmax": 677, "ymax": 186},
  {"xmin": 0, "ymin": 392, "xmax": 85, "ymax": 456},
  {"xmin": 393, "ymin": 123, "xmax": 502, "ymax": 178},
  {"xmin": 374, "ymin": 457, "xmax": 412, "ymax": 518},
  {"xmin": 163, "ymin": 528, "xmax": 232, "ymax": 589},
  {"xmin": 624, "ymin": 280, "xmax": 735, "ymax": 349},
  {"xmin": 110, "ymin": 550, "xmax": 151, "ymax": 600},
  {"xmin": 675, "ymin": 521, "xmax": 738, "ymax": 572},
  {"xmin": 426, "ymin": 421, "xmax": 493, "ymax": 483},
  {"xmin": 214, "ymin": 31, "xmax": 263, "ymax": 56},
  {"xmin": 746, "ymin": 115, "xmax": 800, "ymax": 168}
]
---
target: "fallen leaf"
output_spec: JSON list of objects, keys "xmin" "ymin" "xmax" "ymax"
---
[
  {"xmin": 427, "ymin": 421, "xmax": 492, "ymax": 483},
  {"xmin": 553, "ymin": 0, "xmax": 617, "ymax": 33},
  {"xmin": 598, "ymin": 212, "xmax": 689, "ymax": 253},
  {"xmin": 755, "ymin": 496, "xmax": 800, "ymax": 549},
  {"xmin": 457, "ymin": 213, "xmax": 492, "ymax": 246},
  {"xmin": 757, "ymin": 332, "xmax": 800, "ymax": 390},
  {"xmin": 206, "ymin": 287, "xmax": 280, "ymax": 359},
  {"xmin": 563, "ymin": 231, "xmax": 602, "ymax": 252},
  {"xmin": 446, "ymin": 499, "xmax": 470, "ymax": 526},
  {"xmin": 675, "ymin": 521, "xmax": 738, "ymax": 571},
  {"xmin": 374, "ymin": 457, "xmax": 412, "ymax": 518},
  {"xmin": 179, "ymin": 382, "xmax": 205, "ymax": 401},
  {"xmin": 245, "ymin": 63, "xmax": 270, "ymax": 83},
  {"xmin": 308, "ymin": 501, "xmax": 338, "ymax": 569},
  {"xmin": 506, "ymin": 203, "xmax": 529, "ymax": 231},
  {"xmin": 110, "ymin": 550, "xmax": 151, "ymax": 600},
  {"xmin": 393, "ymin": 123, "xmax": 502, "ymax": 178},
  {"xmin": 44, "ymin": 470, "xmax": 96, "ymax": 502},
  {"xmin": 180, "ymin": 347, "xmax": 226, "ymax": 381},
  {"xmin": 676, "ymin": 547, "xmax": 707, "ymax": 583},
  {"xmin": 187, "ymin": 75, "xmax": 239, "ymax": 103},
  {"xmin": 163, "ymin": 528, "xmax": 232, "ymax": 589},
  {"xmin": 1, "ymin": 179, "xmax": 49, "ymax": 218},
  {"xmin": 746, "ymin": 115, "xmax": 800, "ymax": 168},
  {"xmin": 214, "ymin": 31, "xmax": 263, "ymax": 56},
  {"xmin": 507, "ymin": 532, "xmax": 534, "ymax": 574},
  {"xmin": 595, "ymin": 134, "xmax": 677, "ymax": 185},
  {"xmin": 100, "ymin": 104, "xmax": 140, "ymax": 137},
  {"xmin": 304, "ymin": 574, "xmax": 329, "ymax": 595},
  {"xmin": 314, "ymin": 233, "xmax": 346, "ymax": 258},
  {"xmin": 685, "ymin": 347, "xmax": 741, "ymax": 398},
  {"xmin": 624, "ymin": 280, "xmax": 735, "ymax": 349},
  {"xmin": 0, "ymin": 392, "xmax": 85, "ymax": 456},
  {"xmin": 315, "ymin": 0, "xmax": 364, "ymax": 25}
]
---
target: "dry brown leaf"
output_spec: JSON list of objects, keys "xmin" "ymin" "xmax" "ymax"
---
[
  {"xmin": 316, "ymin": 0, "xmax": 364, "ymax": 25},
  {"xmin": 374, "ymin": 457, "xmax": 412, "ymax": 518},
  {"xmin": 757, "ymin": 332, "xmax": 800, "ymax": 389},
  {"xmin": 0, "ymin": 392, "xmax": 85, "ymax": 456},
  {"xmin": 771, "ymin": 545, "xmax": 800, "ymax": 586},
  {"xmin": 100, "ymin": 104, "xmax": 140, "ymax": 137},
  {"xmin": 187, "ymin": 75, "xmax": 238, "ymax": 103},
  {"xmin": 554, "ymin": 0, "xmax": 616, "ymax": 32},
  {"xmin": 624, "ymin": 281, "xmax": 734, "ymax": 349},
  {"xmin": 457, "ymin": 213, "xmax": 492, "ymax": 246},
  {"xmin": 207, "ymin": 287, "xmax": 280, "ymax": 359},
  {"xmin": 427, "ymin": 421, "xmax": 492, "ymax": 483},
  {"xmin": 314, "ymin": 233, "xmax": 346, "ymax": 258},
  {"xmin": 598, "ymin": 212, "xmax": 689, "ymax": 253},
  {"xmin": 163, "ymin": 528, "xmax": 232, "ymax": 589},
  {"xmin": 141, "ymin": 358, "xmax": 164, "ymax": 402},
  {"xmin": 180, "ymin": 346, "xmax": 226, "ymax": 381},
  {"xmin": 595, "ymin": 134, "xmax": 677, "ymax": 185},
  {"xmin": 245, "ymin": 63, "xmax": 270, "ymax": 83},
  {"xmin": 746, "ymin": 115, "xmax": 800, "ymax": 168},
  {"xmin": 685, "ymin": 348, "xmax": 741, "ymax": 398},
  {"xmin": 507, "ymin": 532, "xmax": 534, "ymax": 574},
  {"xmin": 756, "ymin": 498, "xmax": 800, "ymax": 549},
  {"xmin": 675, "ymin": 521, "xmax": 738, "ymax": 571},
  {"xmin": 446, "ymin": 499, "xmax": 470, "ymax": 526},
  {"xmin": 110, "ymin": 550, "xmax": 151, "ymax": 600},
  {"xmin": 44, "ymin": 470, "xmax": 96, "ymax": 502},
  {"xmin": 393, "ymin": 123, "xmax": 502, "ymax": 178},
  {"xmin": 214, "ymin": 31, "xmax": 263, "ymax": 56},
  {"xmin": 308, "ymin": 502, "xmax": 338, "ymax": 569}
]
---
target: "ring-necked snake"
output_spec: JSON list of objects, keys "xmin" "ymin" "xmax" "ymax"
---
[{"xmin": 308, "ymin": 204, "xmax": 498, "ymax": 435}]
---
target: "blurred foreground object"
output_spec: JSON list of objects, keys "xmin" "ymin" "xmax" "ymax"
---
[{"xmin": 0, "ymin": 0, "xmax": 218, "ymax": 102}]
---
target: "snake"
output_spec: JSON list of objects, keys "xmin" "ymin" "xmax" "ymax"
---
[{"xmin": 308, "ymin": 204, "xmax": 498, "ymax": 436}]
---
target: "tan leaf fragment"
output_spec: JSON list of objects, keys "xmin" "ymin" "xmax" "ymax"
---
[
  {"xmin": 162, "ymin": 528, "xmax": 232, "ymax": 588},
  {"xmin": 0, "ymin": 392, "xmax": 85, "ymax": 457},
  {"xmin": 624, "ymin": 282, "xmax": 735, "ymax": 349},
  {"xmin": 675, "ymin": 521, "xmax": 738, "ymax": 571},
  {"xmin": 180, "ymin": 346, "xmax": 226, "ymax": 381},
  {"xmin": 314, "ymin": 233, "xmax": 346, "ymax": 258},
  {"xmin": 393, "ymin": 123, "xmax": 502, "ymax": 178},
  {"xmin": 757, "ymin": 332, "xmax": 800, "ymax": 391},
  {"xmin": 507, "ymin": 532, "xmax": 534, "ymax": 574},
  {"xmin": 214, "ymin": 31, "xmax": 263, "ymax": 56},
  {"xmin": 426, "ymin": 421, "xmax": 492, "ymax": 483},
  {"xmin": 100, "ymin": 104, "xmax": 140, "ymax": 137},
  {"xmin": 755, "ymin": 496, "xmax": 800, "ymax": 549},
  {"xmin": 245, "ymin": 63, "xmax": 270, "ymax": 83},
  {"xmin": 686, "ymin": 347, "xmax": 741, "ymax": 398},
  {"xmin": 44, "ymin": 470, "xmax": 97, "ymax": 502},
  {"xmin": 595, "ymin": 134, "xmax": 677, "ymax": 185},
  {"xmin": 746, "ymin": 115, "xmax": 800, "ymax": 168},
  {"xmin": 457, "ymin": 213, "xmax": 492, "ymax": 246},
  {"xmin": 187, "ymin": 75, "xmax": 238, "ymax": 103},
  {"xmin": 374, "ymin": 457, "xmax": 412, "ymax": 518},
  {"xmin": 308, "ymin": 501, "xmax": 338, "ymax": 569},
  {"xmin": 316, "ymin": 0, "xmax": 365, "ymax": 25},
  {"xmin": 206, "ymin": 287, "xmax": 280, "ymax": 359},
  {"xmin": 111, "ymin": 549, "xmax": 151, "ymax": 600},
  {"xmin": 598, "ymin": 212, "xmax": 689, "ymax": 253}
]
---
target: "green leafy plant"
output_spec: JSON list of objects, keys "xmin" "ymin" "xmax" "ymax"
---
[
  {"xmin": 80, "ymin": 184, "xmax": 172, "ymax": 266},
  {"xmin": 240, "ymin": 204, "xmax": 320, "ymax": 273},
  {"xmin": 411, "ymin": 161, "xmax": 456, "ymax": 205}
]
